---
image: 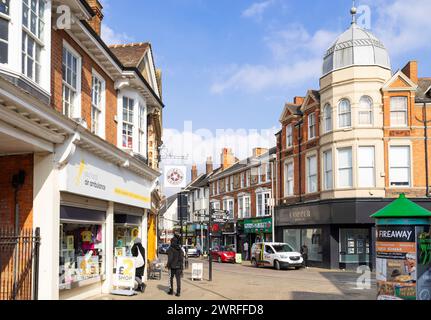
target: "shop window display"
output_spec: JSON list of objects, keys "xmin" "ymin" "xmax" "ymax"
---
[
  {"xmin": 114, "ymin": 226, "xmax": 141, "ymax": 267},
  {"xmin": 59, "ymin": 224, "xmax": 105, "ymax": 290}
]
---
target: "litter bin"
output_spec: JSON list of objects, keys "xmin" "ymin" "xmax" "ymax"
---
[{"xmin": 371, "ymin": 194, "xmax": 431, "ymax": 300}]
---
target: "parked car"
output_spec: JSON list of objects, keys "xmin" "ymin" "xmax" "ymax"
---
[
  {"xmin": 184, "ymin": 245, "xmax": 200, "ymax": 257},
  {"xmin": 251, "ymin": 242, "xmax": 304, "ymax": 270},
  {"xmin": 158, "ymin": 244, "xmax": 170, "ymax": 254},
  {"xmin": 210, "ymin": 246, "xmax": 236, "ymax": 263}
]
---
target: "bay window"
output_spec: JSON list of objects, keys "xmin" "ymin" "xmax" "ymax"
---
[
  {"xmin": 138, "ymin": 103, "xmax": 146, "ymax": 155},
  {"xmin": 389, "ymin": 146, "xmax": 411, "ymax": 187},
  {"xmin": 22, "ymin": 0, "xmax": 45, "ymax": 83},
  {"xmin": 359, "ymin": 96, "xmax": 373, "ymax": 125},
  {"xmin": 358, "ymin": 146, "xmax": 375, "ymax": 187},
  {"xmin": 338, "ymin": 148, "xmax": 352, "ymax": 188},
  {"xmin": 323, "ymin": 104, "xmax": 332, "ymax": 133},
  {"xmin": 286, "ymin": 124, "xmax": 293, "ymax": 148},
  {"xmin": 323, "ymin": 150, "xmax": 333, "ymax": 190},
  {"xmin": 238, "ymin": 195, "xmax": 250, "ymax": 219},
  {"xmin": 307, "ymin": 155, "xmax": 318, "ymax": 193},
  {"xmin": 91, "ymin": 73, "xmax": 104, "ymax": 136},
  {"xmin": 285, "ymin": 162, "xmax": 294, "ymax": 196},
  {"xmin": 308, "ymin": 113, "xmax": 316, "ymax": 140},
  {"xmin": 0, "ymin": 0, "xmax": 9, "ymax": 64},
  {"xmin": 338, "ymin": 99, "xmax": 351, "ymax": 128},
  {"xmin": 62, "ymin": 45, "xmax": 80, "ymax": 118},
  {"xmin": 122, "ymin": 97, "xmax": 134, "ymax": 149},
  {"xmin": 390, "ymin": 97, "xmax": 408, "ymax": 127}
]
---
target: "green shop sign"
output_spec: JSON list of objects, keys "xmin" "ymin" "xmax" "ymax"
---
[{"xmin": 244, "ymin": 218, "xmax": 272, "ymax": 234}]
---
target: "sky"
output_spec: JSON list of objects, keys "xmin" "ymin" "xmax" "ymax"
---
[{"xmin": 99, "ymin": 0, "xmax": 431, "ymax": 192}]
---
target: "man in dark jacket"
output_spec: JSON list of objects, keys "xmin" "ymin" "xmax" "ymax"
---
[
  {"xmin": 131, "ymin": 238, "xmax": 146, "ymax": 293},
  {"xmin": 166, "ymin": 235, "xmax": 184, "ymax": 296},
  {"xmin": 300, "ymin": 244, "xmax": 309, "ymax": 269}
]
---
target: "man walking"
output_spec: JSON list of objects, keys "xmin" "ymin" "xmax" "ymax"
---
[
  {"xmin": 301, "ymin": 244, "xmax": 309, "ymax": 269},
  {"xmin": 166, "ymin": 235, "xmax": 184, "ymax": 297},
  {"xmin": 243, "ymin": 241, "xmax": 249, "ymax": 261}
]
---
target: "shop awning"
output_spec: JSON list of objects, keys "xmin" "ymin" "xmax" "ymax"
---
[{"xmin": 371, "ymin": 194, "xmax": 431, "ymax": 218}]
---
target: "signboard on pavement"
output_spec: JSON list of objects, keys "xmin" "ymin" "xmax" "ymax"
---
[
  {"xmin": 114, "ymin": 257, "xmax": 136, "ymax": 288},
  {"xmin": 192, "ymin": 263, "xmax": 203, "ymax": 281}
]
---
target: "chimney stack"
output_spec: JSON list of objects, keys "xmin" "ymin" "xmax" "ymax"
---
[
  {"xmin": 86, "ymin": 0, "xmax": 104, "ymax": 36},
  {"xmin": 191, "ymin": 164, "xmax": 198, "ymax": 182},
  {"xmin": 206, "ymin": 157, "xmax": 213, "ymax": 175},
  {"xmin": 294, "ymin": 96, "xmax": 305, "ymax": 105},
  {"xmin": 402, "ymin": 61, "xmax": 418, "ymax": 84},
  {"xmin": 221, "ymin": 148, "xmax": 235, "ymax": 170},
  {"xmin": 253, "ymin": 148, "xmax": 268, "ymax": 158}
]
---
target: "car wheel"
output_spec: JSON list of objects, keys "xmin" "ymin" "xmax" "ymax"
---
[
  {"xmin": 274, "ymin": 260, "xmax": 281, "ymax": 271},
  {"xmin": 218, "ymin": 257, "xmax": 222, "ymax": 263},
  {"xmin": 252, "ymin": 258, "xmax": 258, "ymax": 268}
]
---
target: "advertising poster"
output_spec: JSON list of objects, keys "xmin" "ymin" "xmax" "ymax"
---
[
  {"xmin": 416, "ymin": 226, "xmax": 431, "ymax": 300},
  {"xmin": 376, "ymin": 225, "xmax": 417, "ymax": 300},
  {"xmin": 115, "ymin": 257, "xmax": 136, "ymax": 288},
  {"xmin": 77, "ymin": 256, "xmax": 100, "ymax": 277}
]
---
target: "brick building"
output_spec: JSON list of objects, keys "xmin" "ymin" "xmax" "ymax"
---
[
  {"xmin": 207, "ymin": 148, "xmax": 276, "ymax": 256},
  {"xmin": 0, "ymin": 0, "xmax": 163, "ymax": 300},
  {"xmin": 274, "ymin": 9, "xmax": 431, "ymax": 270}
]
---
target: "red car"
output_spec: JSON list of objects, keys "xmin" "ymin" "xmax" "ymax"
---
[{"xmin": 210, "ymin": 246, "xmax": 236, "ymax": 263}]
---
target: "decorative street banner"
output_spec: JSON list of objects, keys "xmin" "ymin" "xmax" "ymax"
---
[
  {"xmin": 376, "ymin": 225, "xmax": 418, "ymax": 300},
  {"xmin": 164, "ymin": 165, "xmax": 187, "ymax": 188},
  {"xmin": 114, "ymin": 257, "xmax": 136, "ymax": 288}
]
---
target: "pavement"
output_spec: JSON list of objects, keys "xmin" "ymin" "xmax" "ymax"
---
[{"xmin": 93, "ymin": 256, "xmax": 377, "ymax": 300}]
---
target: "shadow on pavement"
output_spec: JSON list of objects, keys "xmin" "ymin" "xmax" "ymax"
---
[
  {"xmin": 317, "ymin": 271, "xmax": 376, "ymax": 300},
  {"xmin": 291, "ymin": 291, "xmax": 353, "ymax": 300}
]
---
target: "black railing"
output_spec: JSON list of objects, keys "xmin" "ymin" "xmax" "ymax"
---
[{"xmin": 0, "ymin": 227, "xmax": 40, "ymax": 300}]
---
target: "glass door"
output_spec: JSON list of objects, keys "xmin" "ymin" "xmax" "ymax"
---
[{"xmin": 339, "ymin": 228, "xmax": 370, "ymax": 264}]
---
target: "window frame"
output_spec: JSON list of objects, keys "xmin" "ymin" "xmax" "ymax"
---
[
  {"xmin": 285, "ymin": 161, "xmax": 294, "ymax": 197},
  {"xmin": 390, "ymin": 96, "xmax": 408, "ymax": 128},
  {"xmin": 256, "ymin": 191, "xmax": 271, "ymax": 217},
  {"xmin": 337, "ymin": 147, "xmax": 353, "ymax": 188},
  {"xmin": 61, "ymin": 42, "xmax": 81, "ymax": 119},
  {"xmin": 358, "ymin": 96, "xmax": 373, "ymax": 126},
  {"xmin": 138, "ymin": 102, "xmax": 146, "ymax": 156},
  {"xmin": 122, "ymin": 96, "xmax": 135, "ymax": 150},
  {"xmin": 308, "ymin": 113, "xmax": 316, "ymax": 140},
  {"xmin": 0, "ymin": 0, "xmax": 10, "ymax": 64},
  {"xmin": 338, "ymin": 99, "xmax": 352, "ymax": 129},
  {"xmin": 91, "ymin": 70, "xmax": 105, "ymax": 138},
  {"xmin": 306, "ymin": 155, "xmax": 318, "ymax": 194},
  {"xmin": 358, "ymin": 146, "xmax": 376, "ymax": 188},
  {"xmin": 389, "ymin": 145, "xmax": 411, "ymax": 187},
  {"xmin": 323, "ymin": 104, "xmax": 332, "ymax": 134},
  {"xmin": 286, "ymin": 124, "xmax": 293, "ymax": 148},
  {"xmin": 323, "ymin": 150, "xmax": 333, "ymax": 191}
]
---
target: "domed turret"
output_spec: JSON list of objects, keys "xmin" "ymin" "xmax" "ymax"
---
[{"xmin": 322, "ymin": 7, "xmax": 391, "ymax": 75}]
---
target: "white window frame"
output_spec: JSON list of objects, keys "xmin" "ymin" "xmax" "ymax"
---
[
  {"xmin": 0, "ymin": 0, "xmax": 10, "ymax": 64},
  {"xmin": 138, "ymin": 102, "xmax": 146, "ymax": 156},
  {"xmin": 246, "ymin": 170, "xmax": 250, "ymax": 187},
  {"xmin": 240, "ymin": 172, "xmax": 245, "ymax": 189},
  {"xmin": 358, "ymin": 96, "xmax": 373, "ymax": 126},
  {"xmin": 266, "ymin": 163, "xmax": 271, "ymax": 182},
  {"xmin": 308, "ymin": 113, "xmax": 316, "ymax": 140},
  {"xmin": 389, "ymin": 145, "xmax": 411, "ymax": 187},
  {"xmin": 285, "ymin": 161, "xmax": 294, "ymax": 197},
  {"xmin": 322, "ymin": 150, "xmax": 333, "ymax": 191},
  {"xmin": 225, "ymin": 178, "xmax": 229, "ymax": 192},
  {"xmin": 223, "ymin": 198, "xmax": 234, "ymax": 220},
  {"xmin": 390, "ymin": 97, "xmax": 408, "ymax": 128},
  {"xmin": 22, "ymin": 0, "xmax": 46, "ymax": 84},
  {"xmin": 337, "ymin": 147, "xmax": 353, "ymax": 188},
  {"xmin": 256, "ymin": 191, "xmax": 271, "ymax": 217},
  {"xmin": 307, "ymin": 155, "xmax": 318, "ymax": 193},
  {"xmin": 358, "ymin": 146, "xmax": 376, "ymax": 188},
  {"xmin": 338, "ymin": 99, "xmax": 352, "ymax": 129},
  {"xmin": 323, "ymin": 104, "xmax": 332, "ymax": 133},
  {"xmin": 122, "ymin": 96, "xmax": 135, "ymax": 149},
  {"xmin": 286, "ymin": 124, "xmax": 293, "ymax": 148},
  {"xmin": 62, "ymin": 41, "xmax": 81, "ymax": 119},
  {"xmin": 91, "ymin": 70, "xmax": 105, "ymax": 138}
]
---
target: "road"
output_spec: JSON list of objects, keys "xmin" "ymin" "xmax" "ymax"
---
[{"xmin": 94, "ymin": 255, "xmax": 377, "ymax": 300}]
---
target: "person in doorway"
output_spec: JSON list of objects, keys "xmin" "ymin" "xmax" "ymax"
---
[
  {"xmin": 301, "ymin": 244, "xmax": 309, "ymax": 269},
  {"xmin": 243, "ymin": 241, "xmax": 249, "ymax": 261},
  {"xmin": 166, "ymin": 235, "xmax": 184, "ymax": 297},
  {"xmin": 131, "ymin": 237, "xmax": 146, "ymax": 293}
]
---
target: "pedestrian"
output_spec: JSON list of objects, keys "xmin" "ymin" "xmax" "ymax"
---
[
  {"xmin": 301, "ymin": 244, "xmax": 309, "ymax": 269},
  {"xmin": 131, "ymin": 237, "xmax": 146, "ymax": 293},
  {"xmin": 166, "ymin": 235, "xmax": 184, "ymax": 297},
  {"xmin": 182, "ymin": 245, "xmax": 189, "ymax": 269},
  {"xmin": 196, "ymin": 243, "xmax": 202, "ymax": 257},
  {"xmin": 243, "ymin": 241, "xmax": 249, "ymax": 261}
]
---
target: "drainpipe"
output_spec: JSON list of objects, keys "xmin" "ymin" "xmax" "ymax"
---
[{"xmin": 425, "ymin": 102, "xmax": 430, "ymax": 197}]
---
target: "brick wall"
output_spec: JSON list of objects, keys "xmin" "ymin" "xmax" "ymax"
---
[
  {"xmin": 0, "ymin": 154, "xmax": 33, "ymax": 229},
  {"xmin": 51, "ymin": 29, "xmax": 118, "ymax": 146}
]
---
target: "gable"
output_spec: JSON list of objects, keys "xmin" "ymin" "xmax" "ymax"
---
[
  {"xmin": 390, "ymin": 76, "xmax": 412, "ymax": 88},
  {"xmin": 383, "ymin": 70, "xmax": 418, "ymax": 92}
]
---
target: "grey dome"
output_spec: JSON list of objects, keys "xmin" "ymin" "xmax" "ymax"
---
[{"xmin": 322, "ymin": 23, "xmax": 391, "ymax": 75}]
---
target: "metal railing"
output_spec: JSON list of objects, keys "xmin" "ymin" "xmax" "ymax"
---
[{"xmin": 0, "ymin": 227, "xmax": 40, "ymax": 300}]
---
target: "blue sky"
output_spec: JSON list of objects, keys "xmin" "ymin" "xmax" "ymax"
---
[{"xmin": 100, "ymin": 0, "xmax": 431, "ymax": 173}]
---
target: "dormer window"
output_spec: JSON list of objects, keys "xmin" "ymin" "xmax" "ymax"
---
[
  {"xmin": 286, "ymin": 124, "xmax": 293, "ymax": 148},
  {"xmin": 0, "ymin": 0, "xmax": 9, "ymax": 64},
  {"xmin": 22, "ymin": 0, "xmax": 45, "ymax": 83},
  {"xmin": 122, "ymin": 97, "xmax": 134, "ymax": 149}
]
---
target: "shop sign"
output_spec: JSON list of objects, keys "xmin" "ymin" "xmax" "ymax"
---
[
  {"xmin": 191, "ymin": 263, "xmax": 204, "ymax": 281},
  {"xmin": 114, "ymin": 257, "xmax": 136, "ymax": 289},
  {"xmin": 244, "ymin": 218, "xmax": 272, "ymax": 234},
  {"xmin": 164, "ymin": 166, "xmax": 187, "ymax": 188},
  {"xmin": 59, "ymin": 148, "xmax": 152, "ymax": 209}
]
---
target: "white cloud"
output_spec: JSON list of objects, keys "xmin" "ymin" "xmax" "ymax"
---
[
  {"xmin": 101, "ymin": 24, "xmax": 134, "ymax": 45},
  {"xmin": 211, "ymin": 25, "xmax": 338, "ymax": 94},
  {"xmin": 242, "ymin": 0, "xmax": 274, "ymax": 20},
  {"xmin": 363, "ymin": 0, "xmax": 431, "ymax": 56}
]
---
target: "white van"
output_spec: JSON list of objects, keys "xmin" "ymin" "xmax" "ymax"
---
[{"xmin": 251, "ymin": 242, "xmax": 304, "ymax": 270}]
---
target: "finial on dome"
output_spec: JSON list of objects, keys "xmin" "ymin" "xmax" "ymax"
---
[{"xmin": 351, "ymin": 0, "xmax": 357, "ymax": 24}]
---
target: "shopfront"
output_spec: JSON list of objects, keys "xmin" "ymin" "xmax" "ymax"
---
[
  {"xmin": 244, "ymin": 217, "xmax": 273, "ymax": 244},
  {"xmin": 274, "ymin": 199, "xmax": 410, "ymax": 270},
  {"xmin": 222, "ymin": 222, "xmax": 237, "ymax": 251},
  {"xmin": 56, "ymin": 146, "xmax": 154, "ymax": 299}
]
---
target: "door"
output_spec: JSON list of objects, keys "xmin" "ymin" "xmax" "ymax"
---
[
  {"xmin": 263, "ymin": 245, "xmax": 275, "ymax": 267},
  {"xmin": 339, "ymin": 228, "xmax": 371, "ymax": 265}
]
